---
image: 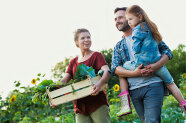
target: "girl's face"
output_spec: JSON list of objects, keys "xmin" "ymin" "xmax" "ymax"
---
[
  {"xmin": 76, "ymin": 32, "xmax": 92, "ymax": 50},
  {"xmin": 126, "ymin": 13, "xmax": 142, "ymax": 28}
]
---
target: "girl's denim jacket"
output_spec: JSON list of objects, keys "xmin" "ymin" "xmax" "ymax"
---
[
  {"xmin": 132, "ymin": 22, "xmax": 162, "ymax": 66},
  {"xmin": 111, "ymin": 23, "xmax": 173, "ymax": 75}
]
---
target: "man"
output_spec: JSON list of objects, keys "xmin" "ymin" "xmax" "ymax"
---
[{"xmin": 111, "ymin": 7, "xmax": 173, "ymax": 123}]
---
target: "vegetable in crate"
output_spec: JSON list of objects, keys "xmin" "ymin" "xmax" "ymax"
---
[
  {"xmin": 74, "ymin": 63, "xmax": 96, "ymax": 80},
  {"xmin": 98, "ymin": 69, "xmax": 104, "ymax": 76},
  {"xmin": 34, "ymin": 80, "xmax": 54, "ymax": 92},
  {"xmin": 32, "ymin": 79, "xmax": 59, "ymax": 105}
]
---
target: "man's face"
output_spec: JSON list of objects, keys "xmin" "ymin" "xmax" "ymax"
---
[{"xmin": 114, "ymin": 10, "xmax": 130, "ymax": 32}]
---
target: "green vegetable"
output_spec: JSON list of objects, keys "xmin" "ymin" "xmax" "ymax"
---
[
  {"xmin": 98, "ymin": 70, "xmax": 104, "ymax": 76},
  {"xmin": 38, "ymin": 80, "xmax": 54, "ymax": 86},
  {"xmin": 75, "ymin": 64, "xmax": 96, "ymax": 79}
]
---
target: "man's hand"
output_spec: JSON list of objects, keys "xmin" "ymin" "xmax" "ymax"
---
[
  {"xmin": 141, "ymin": 54, "xmax": 170, "ymax": 76},
  {"xmin": 140, "ymin": 64, "xmax": 155, "ymax": 76},
  {"xmin": 133, "ymin": 64, "xmax": 143, "ymax": 76}
]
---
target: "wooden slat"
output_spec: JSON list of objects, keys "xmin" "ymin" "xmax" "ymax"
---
[
  {"xmin": 48, "ymin": 78, "xmax": 92, "ymax": 98},
  {"xmin": 51, "ymin": 86, "xmax": 93, "ymax": 105},
  {"xmin": 47, "ymin": 76, "xmax": 108, "ymax": 105},
  {"xmin": 90, "ymin": 76, "xmax": 101, "ymax": 84},
  {"xmin": 90, "ymin": 76, "xmax": 108, "ymax": 90}
]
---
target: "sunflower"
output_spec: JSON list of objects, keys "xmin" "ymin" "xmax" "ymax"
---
[
  {"xmin": 9, "ymin": 95, "xmax": 16, "ymax": 103},
  {"xmin": 12, "ymin": 95, "xmax": 16, "ymax": 98},
  {"xmin": 183, "ymin": 73, "xmax": 186, "ymax": 78},
  {"xmin": 110, "ymin": 98, "xmax": 114, "ymax": 102},
  {"xmin": 114, "ymin": 84, "xmax": 120, "ymax": 91},
  {"xmin": 184, "ymin": 86, "xmax": 186, "ymax": 90},
  {"xmin": 31, "ymin": 79, "xmax": 37, "ymax": 85},
  {"xmin": 116, "ymin": 99, "xmax": 120, "ymax": 102}
]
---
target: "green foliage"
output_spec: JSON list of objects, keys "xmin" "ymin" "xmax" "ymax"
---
[
  {"xmin": 51, "ymin": 57, "xmax": 72, "ymax": 82},
  {"xmin": 166, "ymin": 44, "xmax": 186, "ymax": 86},
  {"xmin": 0, "ymin": 73, "xmax": 74, "ymax": 123},
  {"xmin": 100, "ymin": 48, "xmax": 119, "ymax": 88},
  {"xmin": 0, "ymin": 45, "xmax": 185, "ymax": 123},
  {"xmin": 100, "ymin": 48, "xmax": 113, "ymax": 68}
]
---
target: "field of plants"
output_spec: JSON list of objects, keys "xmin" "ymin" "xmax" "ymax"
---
[{"xmin": 0, "ymin": 45, "xmax": 185, "ymax": 123}]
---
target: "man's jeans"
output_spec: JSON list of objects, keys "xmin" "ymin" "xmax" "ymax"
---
[{"xmin": 130, "ymin": 82, "xmax": 164, "ymax": 123}]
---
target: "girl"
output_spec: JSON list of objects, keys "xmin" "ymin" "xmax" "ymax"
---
[{"xmin": 117, "ymin": 5, "xmax": 186, "ymax": 116}]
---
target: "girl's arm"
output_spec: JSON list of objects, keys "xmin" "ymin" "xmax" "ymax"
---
[
  {"xmin": 132, "ymin": 26, "xmax": 147, "ymax": 53},
  {"xmin": 91, "ymin": 65, "xmax": 110, "ymax": 95}
]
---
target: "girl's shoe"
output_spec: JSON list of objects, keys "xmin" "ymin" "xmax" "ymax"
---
[
  {"xmin": 117, "ymin": 91, "xmax": 132, "ymax": 117},
  {"xmin": 180, "ymin": 100, "xmax": 186, "ymax": 114}
]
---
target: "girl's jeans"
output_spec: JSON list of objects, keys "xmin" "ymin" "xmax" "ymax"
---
[{"xmin": 130, "ymin": 82, "xmax": 164, "ymax": 123}]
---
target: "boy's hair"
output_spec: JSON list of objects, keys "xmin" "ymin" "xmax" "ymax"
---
[
  {"xmin": 114, "ymin": 7, "xmax": 127, "ymax": 14},
  {"xmin": 126, "ymin": 5, "xmax": 162, "ymax": 43},
  {"xmin": 74, "ymin": 28, "xmax": 90, "ymax": 47}
]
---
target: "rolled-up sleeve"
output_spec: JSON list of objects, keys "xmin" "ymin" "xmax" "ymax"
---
[
  {"xmin": 158, "ymin": 41, "xmax": 173, "ymax": 59},
  {"xmin": 111, "ymin": 46, "xmax": 123, "ymax": 75}
]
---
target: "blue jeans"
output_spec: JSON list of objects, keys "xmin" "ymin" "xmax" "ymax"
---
[
  {"xmin": 130, "ymin": 82, "xmax": 164, "ymax": 123},
  {"xmin": 155, "ymin": 66, "xmax": 173, "ymax": 85}
]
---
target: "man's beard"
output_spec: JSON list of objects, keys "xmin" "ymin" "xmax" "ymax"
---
[{"xmin": 116, "ymin": 21, "xmax": 130, "ymax": 32}]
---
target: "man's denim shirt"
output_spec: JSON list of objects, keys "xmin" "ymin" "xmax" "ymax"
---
[{"xmin": 111, "ymin": 37, "xmax": 173, "ymax": 75}]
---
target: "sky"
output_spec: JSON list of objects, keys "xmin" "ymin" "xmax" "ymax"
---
[{"xmin": 0, "ymin": 0, "xmax": 186, "ymax": 99}]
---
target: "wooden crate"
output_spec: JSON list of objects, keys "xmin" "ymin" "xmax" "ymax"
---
[{"xmin": 46, "ymin": 76, "xmax": 108, "ymax": 106}]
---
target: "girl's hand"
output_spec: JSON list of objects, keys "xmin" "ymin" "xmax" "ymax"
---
[
  {"xmin": 144, "ymin": 64, "xmax": 158, "ymax": 72},
  {"xmin": 141, "ymin": 64, "xmax": 154, "ymax": 76},
  {"xmin": 91, "ymin": 82, "xmax": 102, "ymax": 96}
]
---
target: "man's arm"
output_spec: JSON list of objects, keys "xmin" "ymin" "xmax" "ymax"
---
[
  {"xmin": 115, "ymin": 41, "xmax": 173, "ymax": 77},
  {"xmin": 115, "ymin": 65, "xmax": 143, "ymax": 77},
  {"xmin": 158, "ymin": 41, "xmax": 173, "ymax": 60},
  {"xmin": 142, "ymin": 54, "xmax": 169, "ymax": 76},
  {"xmin": 111, "ymin": 44, "xmax": 123, "ymax": 75},
  {"xmin": 111, "ymin": 40, "xmax": 143, "ymax": 77},
  {"xmin": 142, "ymin": 41, "xmax": 173, "ymax": 76}
]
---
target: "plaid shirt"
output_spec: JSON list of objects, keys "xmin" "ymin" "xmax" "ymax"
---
[{"xmin": 111, "ymin": 37, "xmax": 173, "ymax": 75}]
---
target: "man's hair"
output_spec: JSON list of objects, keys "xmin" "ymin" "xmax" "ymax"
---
[{"xmin": 114, "ymin": 7, "xmax": 127, "ymax": 13}]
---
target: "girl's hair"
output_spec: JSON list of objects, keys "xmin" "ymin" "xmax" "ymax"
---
[
  {"xmin": 126, "ymin": 5, "xmax": 162, "ymax": 43},
  {"xmin": 74, "ymin": 28, "xmax": 90, "ymax": 47}
]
